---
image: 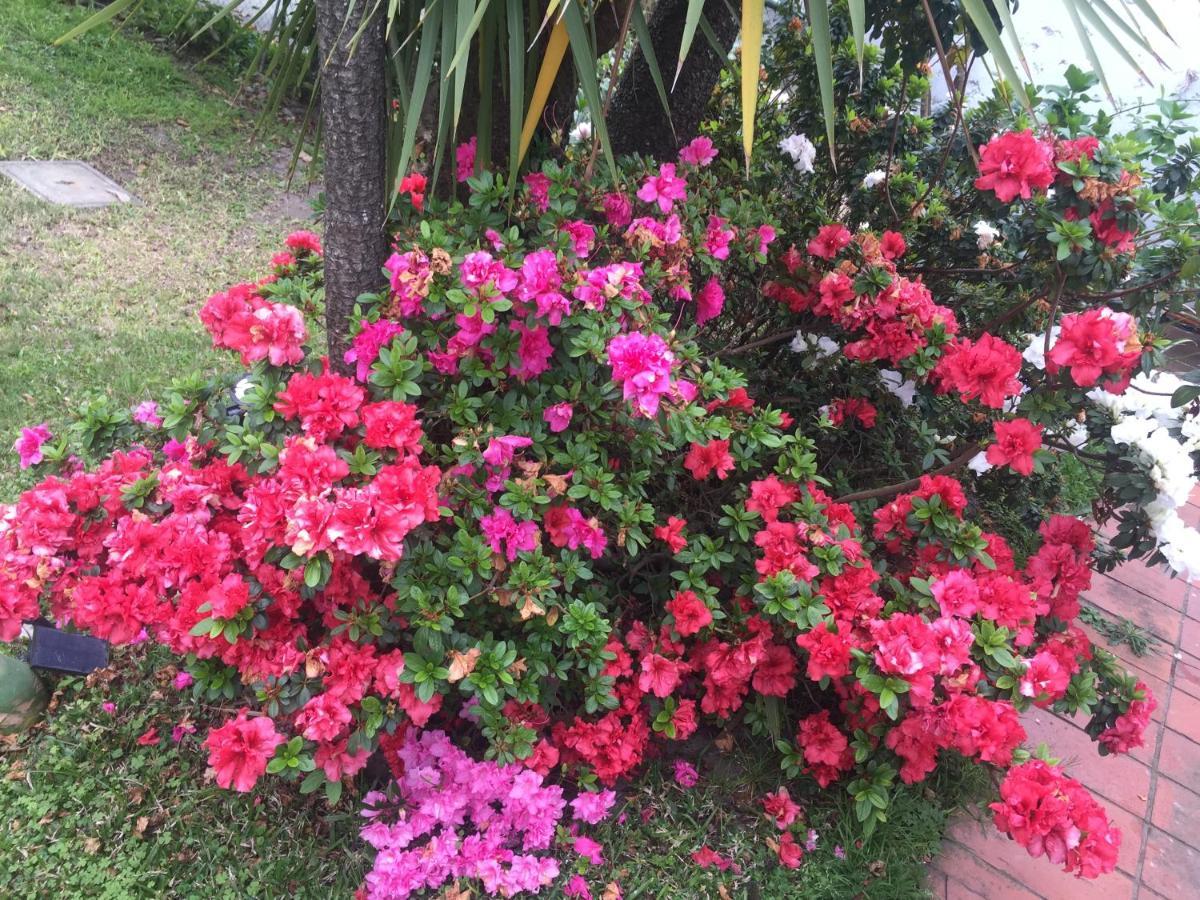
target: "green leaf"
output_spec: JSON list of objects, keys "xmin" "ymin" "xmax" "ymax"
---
[
  {"xmin": 805, "ymin": 0, "xmax": 836, "ymax": 167},
  {"xmin": 1061, "ymin": 0, "xmax": 1115, "ymax": 104},
  {"xmin": 53, "ymin": 0, "xmax": 141, "ymax": 45},
  {"xmin": 958, "ymin": 0, "xmax": 1031, "ymax": 113},
  {"xmin": 299, "ymin": 769, "xmax": 325, "ymax": 794},
  {"xmin": 1170, "ymin": 385, "xmax": 1200, "ymax": 408},
  {"xmin": 847, "ymin": 0, "xmax": 866, "ymax": 83},
  {"xmin": 630, "ymin": 3, "xmax": 674, "ymax": 138},
  {"xmin": 673, "ymin": 0, "xmax": 706, "ymax": 90},
  {"xmin": 1180, "ymin": 254, "xmax": 1200, "ymax": 281},
  {"xmin": 391, "ymin": 0, "xmax": 441, "ymax": 200},
  {"xmin": 505, "ymin": 0, "xmax": 525, "ymax": 190},
  {"xmin": 561, "ymin": 1, "xmax": 616, "ymax": 179},
  {"xmin": 988, "ymin": 0, "xmax": 1032, "ymax": 81},
  {"xmin": 325, "ymin": 778, "xmax": 344, "ymax": 804}
]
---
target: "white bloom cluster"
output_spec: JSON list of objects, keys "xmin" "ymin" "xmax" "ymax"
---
[
  {"xmin": 968, "ymin": 451, "xmax": 994, "ymax": 475},
  {"xmin": 569, "ymin": 121, "xmax": 592, "ymax": 143},
  {"xmin": 791, "ymin": 331, "xmax": 839, "ymax": 359},
  {"xmin": 1090, "ymin": 371, "xmax": 1200, "ymax": 579},
  {"xmin": 974, "ymin": 221, "xmax": 999, "ymax": 250},
  {"xmin": 878, "ymin": 369, "xmax": 917, "ymax": 407},
  {"xmin": 862, "ymin": 170, "xmax": 887, "ymax": 189},
  {"xmin": 1022, "ymin": 327, "xmax": 1060, "ymax": 371},
  {"xmin": 778, "ymin": 134, "xmax": 816, "ymax": 174}
]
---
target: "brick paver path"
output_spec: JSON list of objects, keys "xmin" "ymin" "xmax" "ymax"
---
[{"xmin": 928, "ymin": 487, "xmax": 1200, "ymax": 899}]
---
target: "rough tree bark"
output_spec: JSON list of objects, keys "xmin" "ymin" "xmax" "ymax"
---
[
  {"xmin": 607, "ymin": 0, "xmax": 740, "ymax": 160},
  {"xmin": 315, "ymin": 0, "xmax": 388, "ymax": 369}
]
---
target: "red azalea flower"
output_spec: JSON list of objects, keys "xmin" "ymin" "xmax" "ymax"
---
[
  {"xmin": 879, "ymin": 230, "xmax": 907, "ymax": 260},
  {"xmin": 761, "ymin": 787, "xmax": 801, "ymax": 829},
  {"xmin": 806, "ymin": 223, "xmax": 852, "ymax": 259},
  {"xmin": 638, "ymin": 653, "xmax": 683, "ymax": 698},
  {"xmin": 398, "ymin": 172, "xmax": 427, "ymax": 211},
  {"xmin": 136, "ymin": 727, "xmax": 160, "ymax": 746},
  {"xmin": 666, "ymin": 589, "xmax": 713, "ymax": 637},
  {"xmin": 684, "ymin": 439, "xmax": 735, "ymax": 480},
  {"xmin": 654, "ymin": 516, "xmax": 688, "ymax": 553},
  {"xmin": 203, "ymin": 712, "xmax": 285, "ymax": 793},
  {"xmin": 974, "ymin": 130, "xmax": 1055, "ymax": 202},
  {"xmin": 986, "ymin": 418, "xmax": 1043, "ymax": 476},
  {"xmin": 777, "ymin": 831, "xmax": 804, "ymax": 868},
  {"xmin": 933, "ymin": 333, "xmax": 1024, "ymax": 409},
  {"xmin": 795, "ymin": 622, "xmax": 852, "ymax": 682}
]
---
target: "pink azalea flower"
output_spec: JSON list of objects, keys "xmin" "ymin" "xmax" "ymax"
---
[
  {"xmin": 133, "ymin": 401, "xmax": 163, "ymax": 428},
  {"xmin": 524, "ymin": 172, "xmax": 552, "ymax": 213},
  {"xmin": 636, "ymin": 163, "xmax": 687, "ymax": 213},
  {"xmin": 574, "ymin": 835, "xmax": 605, "ymax": 865},
  {"xmin": 13, "ymin": 423, "xmax": 52, "ymax": 469},
  {"xmin": 456, "ymin": 135, "xmax": 477, "ymax": 182},
  {"xmin": 695, "ymin": 278, "xmax": 725, "ymax": 326},
  {"xmin": 542, "ymin": 402, "xmax": 574, "ymax": 433},
  {"xmin": 173, "ymin": 671, "xmax": 194, "ymax": 690},
  {"xmin": 102, "ymin": 702, "xmax": 117, "ymax": 715},
  {"xmin": 602, "ymin": 192, "xmax": 633, "ymax": 227},
  {"xmin": 571, "ymin": 789, "xmax": 617, "ymax": 824},
  {"xmin": 483, "ymin": 434, "xmax": 533, "ymax": 468},
  {"xmin": 673, "ymin": 759, "xmax": 699, "ymax": 787},
  {"xmin": 679, "ymin": 136, "xmax": 717, "ymax": 167}
]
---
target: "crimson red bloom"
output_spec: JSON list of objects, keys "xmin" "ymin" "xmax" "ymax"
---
[
  {"xmin": 934, "ymin": 333, "xmax": 1024, "ymax": 408},
  {"xmin": 795, "ymin": 710, "xmax": 853, "ymax": 788},
  {"xmin": 795, "ymin": 622, "xmax": 852, "ymax": 682},
  {"xmin": 879, "ymin": 230, "xmax": 907, "ymax": 260},
  {"xmin": 203, "ymin": 711, "xmax": 285, "ymax": 792},
  {"xmin": 666, "ymin": 590, "xmax": 713, "ymax": 636},
  {"xmin": 991, "ymin": 760, "xmax": 1120, "ymax": 878},
  {"xmin": 1090, "ymin": 200, "xmax": 1137, "ymax": 253},
  {"xmin": 684, "ymin": 439, "xmax": 735, "ymax": 480},
  {"xmin": 1048, "ymin": 307, "xmax": 1141, "ymax": 389},
  {"xmin": 761, "ymin": 787, "xmax": 801, "ymax": 829},
  {"xmin": 777, "ymin": 831, "xmax": 804, "ymax": 868},
  {"xmin": 361, "ymin": 401, "xmax": 424, "ymax": 456},
  {"xmin": 974, "ymin": 130, "xmax": 1055, "ymax": 202},
  {"xmin": 806, "ymin": 224, "xmax": 852, "ymax": 260},
  {"xmin": 398, "ymin": 172, "xmax": 427, "ymax": 211},
  {"xmin": 654, "ymin": 516, "xmax": 688, "ymax": 553},
  {"xmin": 986, "ymin": 418, "xmax": 1043, "ymax": 476}
]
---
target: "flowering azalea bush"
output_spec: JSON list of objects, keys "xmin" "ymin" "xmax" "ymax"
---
[{"xmin": 5, "ymin": 57, "xmax": 1200, "ymax": 895}]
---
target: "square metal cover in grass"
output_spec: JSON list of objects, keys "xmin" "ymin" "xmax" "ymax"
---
[{"xmin": 0, "ymin": 159, "xmax": 137, "ymax": 208}]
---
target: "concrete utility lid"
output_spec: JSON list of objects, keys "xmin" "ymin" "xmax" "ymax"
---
[{"xmin": 0, "ymin": 160, "xmax": 137, "ymax": 208}]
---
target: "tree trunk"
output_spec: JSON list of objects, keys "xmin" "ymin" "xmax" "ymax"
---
[
  {"xmin": 315, "ymin": 0, "xmax": 388, "ymax": 369},
  {"xmin": 608, "ymin": 0, "xmax": 739, "ymax": 160}
]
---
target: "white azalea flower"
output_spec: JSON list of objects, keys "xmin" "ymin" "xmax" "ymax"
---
[
  {"xmin": 1022, "ymin": 328, "xmax": 1059, "ymax": 371},
  {"xmin": 968, "ymin": 452, "xmax": 994, "ymax": 475},
  {"xmin": 862, "ymin": 170, "xmax": 887, "ymax": 189},
  {"xmin": 879, "ymin": 369, "xmax": 916, "ymax": 407},
  {"xmin": 569, "ymin": 121, "xmax": 592, "ymax": 143},
  {"xmin": 973, "ymin": 221, "xmax": 999, "ymax": 250},
  {"xmin": 791, "ymin": 331, "xmax": 838, "ymax": 359},
  {"xmin": 778, "ymin": 133, "xmax": 816, "ymax": 174},
  {"xmin": 234, "ymin": 376, "xmax": 254, "ymax": 403}
]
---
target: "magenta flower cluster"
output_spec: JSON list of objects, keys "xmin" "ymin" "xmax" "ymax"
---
[{"xmin": 360, "ymin": 730, "xmax": 613, "ymax": 898}]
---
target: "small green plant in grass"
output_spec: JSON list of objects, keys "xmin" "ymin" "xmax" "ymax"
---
[{"xmin": 1078, "ymin": 604, "xmax": 1161, "ymax": 658}]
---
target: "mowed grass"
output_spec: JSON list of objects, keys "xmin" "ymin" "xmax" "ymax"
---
[
  {"xmin": 0, "ymin": 644, "xmax": 366, "ymax": 899},
  {"xmin": 0, "ymin": 0, "xmax": 319, "ymax": 498}
]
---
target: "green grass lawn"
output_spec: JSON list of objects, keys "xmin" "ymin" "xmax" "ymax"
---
[{"xmin": 0, "ymin": 0, "xmax": 319, "ymax": 499}]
